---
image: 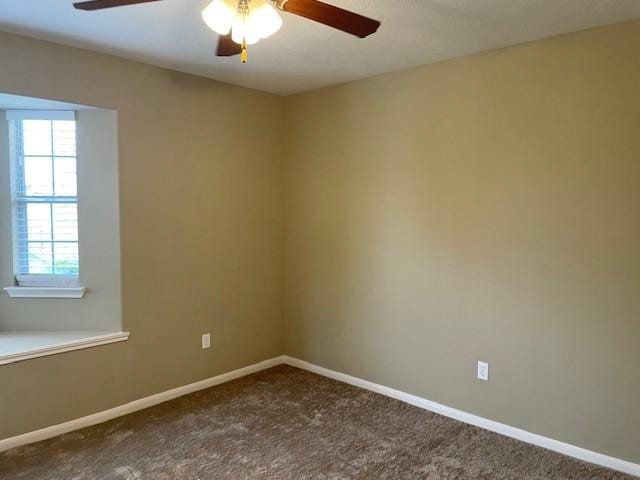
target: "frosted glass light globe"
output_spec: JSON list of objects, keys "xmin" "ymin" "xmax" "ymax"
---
[
  {"xmin": 247, "ymin": 0, "xmax": 283, "ymax": 39},
  {"xmin": 231, "ymin": 13, "xmax": 261, "ymax": 45},
  {"xmin": 202, "ymin": 0, "xmax": 237, "ymax": 35}
]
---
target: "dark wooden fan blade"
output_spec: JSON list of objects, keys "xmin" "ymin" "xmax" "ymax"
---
[
  {"xmin": 74, "ymin": 0, "xmax": 162, "ymax": 11},
  {"xmin": 280, "ymin": 0, "xmax": 380, "ymax": 38},
  {"xmin": 216, "ymin": 33, "xmax": 242, "ymax": 57}
]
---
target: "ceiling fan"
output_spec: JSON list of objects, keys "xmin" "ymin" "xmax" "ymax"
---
[{"xmin": 73, "ymin": 0, "xmax": 381, "ymax": 63}]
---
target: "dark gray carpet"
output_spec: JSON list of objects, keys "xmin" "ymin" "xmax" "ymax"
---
[{"xmin": 0, "ymin": 365, "xmax": 635, "ymax": 479}]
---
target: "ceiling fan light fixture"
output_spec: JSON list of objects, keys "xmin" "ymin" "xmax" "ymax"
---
[
  {"xmin": 203, "ymin": 0, "xmax": 282, "ymax": 45},
  {"xmin": 202, "ymin": 0, "xmax": 236, "ymax": 35}
]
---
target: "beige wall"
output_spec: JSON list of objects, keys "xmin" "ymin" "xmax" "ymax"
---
[
  {"xmin": 0, "ymin": 31, "xmax": 285, "ymax": 438},
  {"xmin": 284, "ymin": 20, "xmax": 640, "ymax": 464},
  {"xmin": 0, "ymin": 108, "xmax": 122, "ymax": 332}
]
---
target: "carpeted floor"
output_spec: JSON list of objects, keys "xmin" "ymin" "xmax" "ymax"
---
[{"xmin": 0, "ymin": 365, "xmax": 635, "ymax": 479}]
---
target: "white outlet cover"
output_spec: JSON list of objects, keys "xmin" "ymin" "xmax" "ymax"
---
[
  {"xmin": 202, "ymin": 333, "xmax": 211, "ymax": 350},
  {"xmin": 477, "ymin": 361, "xmax": 489, "ymax": 381}
]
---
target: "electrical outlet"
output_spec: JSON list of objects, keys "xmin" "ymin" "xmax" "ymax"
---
[
  {"xmin": 477, "ymin": 361, "xmax": 489, "ymax": 381},
  {"xmin": 202, "ymin": 333, "xmax": 211, "ymax": 350}
]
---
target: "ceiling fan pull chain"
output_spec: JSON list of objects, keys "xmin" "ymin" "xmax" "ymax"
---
[
  {"xmin": 239, "ymin": 0, "xmax": 249, "ymax": 63},
  {"xmin": 241, "ymin": 40, "xmax": 248, "ymax": 63}
]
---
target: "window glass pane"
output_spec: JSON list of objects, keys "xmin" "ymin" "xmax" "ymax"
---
[
  {"xmin": 53, "ymin": 120, "xmax": 76, "ymax": 157},
  {"xmin": 22, "ymin": 120, "xmax": 52, "ymax": 156},
  {"xmin": 52, "ymin": 204, "xmax": 78, "ymax": 241},
  {"xmin": 28, "ymin": 242, "xmax": 53, "ymax": 274},
  {"xmin": 53, "ymin": 242, "xmax": 79, "ymax": 275},
  {"xmin": 24, "ymin": 156, "xmax": 53, "ymax": 196},
  {"xmin": 53, "ymin": 157, "xmax": 77, "ymax": 196},
  {"xmin": 16, "ymin": 253, "xmax": 28, "ymax": 276},
  {"xmin": 26, "ymin": 203, "xmax": 52, "ymax": 241},
  {"xmin": 13, "ymin": 118, "xmax": 80, "ymax": 279}
]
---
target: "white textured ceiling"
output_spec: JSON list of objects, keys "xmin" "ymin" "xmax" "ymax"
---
[{"xmin": 0, "ymin": 1, "xmax": 638, "ymax": 95}]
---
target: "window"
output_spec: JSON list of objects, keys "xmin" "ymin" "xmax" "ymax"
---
[{"xmin": 7, "ymin": 110, "xmax": 79, "ymax": 288}]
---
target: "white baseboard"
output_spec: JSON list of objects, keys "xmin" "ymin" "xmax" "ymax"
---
[
  {"xmin": 0, "ymin": 355, "xmax": 285, "ymax": 453},
  {"xmin": 282, "ymin": 356, "xmax": 640, "ymax": 478},
  {"xmin": 2, "ymin": 354, "xmax": 638, "ymax": 478}
]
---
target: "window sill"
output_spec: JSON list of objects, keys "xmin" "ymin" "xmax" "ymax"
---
[
  {"xmin": 3, "ymin": 286, "xmax": 86, "ymax": 299},
  {"xmin": 0, "ymin": 331, "xmax": 130, "ymax": 366}
]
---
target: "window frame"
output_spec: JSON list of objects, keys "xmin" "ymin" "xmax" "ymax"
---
[{"xmin": 6, "ymin": 110, "xmax": 81, "ymax": 289}]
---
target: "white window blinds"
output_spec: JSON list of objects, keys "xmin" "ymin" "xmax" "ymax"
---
[{"xmin": 6, "ymin": 110, "xmax": 80, "ymax": 287}]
